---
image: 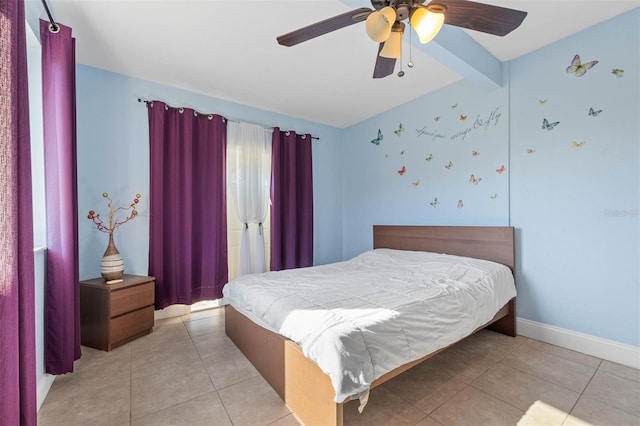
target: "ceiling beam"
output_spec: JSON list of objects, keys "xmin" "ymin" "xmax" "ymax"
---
[{"xmin": 416, "ymin": 25, "xmax": 503, "ymax": 89}]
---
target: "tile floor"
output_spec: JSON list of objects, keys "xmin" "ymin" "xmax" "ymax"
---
[{"xmin": 38, "ymin": 307, "xmax": 640, "ymax": 426}]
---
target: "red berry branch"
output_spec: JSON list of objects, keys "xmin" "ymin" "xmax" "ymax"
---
[{"xmin": 87, "ymin": 192, "xmax": 140, "ymax": 234}]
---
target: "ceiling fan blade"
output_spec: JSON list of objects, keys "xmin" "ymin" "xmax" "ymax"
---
[
  {"xmin": 277, "ymin": 7, "xmax": 373, "ymax": 47},
  {"xmin": 437, "ymin": 0, "xmax": 527, "ymax": 36},
  {"xmin": 373, "ymin": 43, "xmax": 396, "ymax": 79}
]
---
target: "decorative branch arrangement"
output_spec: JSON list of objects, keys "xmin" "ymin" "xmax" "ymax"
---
[{"xmin": 87, "ymin": 192, "xmax": 140, "ymax": 234}]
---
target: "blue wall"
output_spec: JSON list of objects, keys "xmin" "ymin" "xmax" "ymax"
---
[
  {"xmin": 75, "ymin": 67, "xmax": 344, "ymax": 280},
  {"xmin": 341, "ymin": 78, "xmax": 510, "ymax": 259},
  {"xmin": 340, "ymin": 9, "xmax": 639, "ymax": 347},
  {"xmin": 509, "ymin": 10, "xmax": 639, "ymax": 346},
  {"xmin": 69, "ymin": 8, "xmax": 639, "ymax": 348}
]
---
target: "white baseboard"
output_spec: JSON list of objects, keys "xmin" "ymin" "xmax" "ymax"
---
[
  {"xmin": 516, "ymin": 317, "xmax": 640, "ymax": 370},
  {"xmin": 37, "ymin": 373, "xmax": 55, "ymax": 412}
]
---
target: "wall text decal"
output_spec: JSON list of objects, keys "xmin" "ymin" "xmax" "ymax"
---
[
  {"xmin": 450, "ymin": 107, "xmax": 502, "ymax": 141},
  {"xmin": 415, "ymin": 107, "xmax": 502, "ymax": 142}
]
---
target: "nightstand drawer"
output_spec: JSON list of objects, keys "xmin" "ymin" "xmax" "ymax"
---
[
  {"xmin": 110, "ymin": 305, "xmax": 154, "ymax": 347},
  {"xmin": 111, "ymin": 281, "xmax": 154, "ymax": 317},
  {"xmin": 80, "ymin": 275, "xmax": 155, "ymax": 351}
]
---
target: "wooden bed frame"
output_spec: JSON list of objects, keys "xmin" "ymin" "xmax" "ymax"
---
[{"xmin": 225, "ymin": 225, "xmax": 516, "ymax": 425}]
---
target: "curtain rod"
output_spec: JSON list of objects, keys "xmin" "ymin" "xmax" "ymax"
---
[
  {"xmin": 41, "ymin": 0, "xmax": 59, "ymax": 33},
  {"xmin": 137, "ymin": 98, "xmax": 319, "ymax": 140}
]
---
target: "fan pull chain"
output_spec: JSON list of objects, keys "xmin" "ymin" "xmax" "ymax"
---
[
  {"xmin": 398, "ymin": 33, "xmax": 405, "ymax": 77},
  {"xmin": 408, "ymin": 27, "xmax": 414, "ymax": 68}
]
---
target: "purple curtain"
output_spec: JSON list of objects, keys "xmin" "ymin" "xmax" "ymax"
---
[
  {"xmin": 0, "ymin": 0, "xmax": 37, "ymax": 423},
  {"xmin": 41, "ymin": 19, "xmax": 81, "ymax": 374},
  {"xmin": 270, "ymin": 129, "xmax": 314, "ymax": 271},
  {"xmin": 148, "ymin": 102, "xmax": 228, "ymax": 309}
]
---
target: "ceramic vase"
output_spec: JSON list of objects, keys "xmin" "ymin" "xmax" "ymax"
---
[{"xmin": 101, "ymin": 233, "xmax": 124, "ymax": 281}]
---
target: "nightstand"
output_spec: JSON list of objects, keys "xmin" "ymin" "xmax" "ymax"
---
[{"xmin": 79, "ymin": 274, "xmax": 155, "ymax": 351}]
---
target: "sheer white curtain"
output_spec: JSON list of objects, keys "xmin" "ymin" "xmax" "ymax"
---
[{"xmin": 227, "ymin": 121, "xmax": 272, "ymax": 276}]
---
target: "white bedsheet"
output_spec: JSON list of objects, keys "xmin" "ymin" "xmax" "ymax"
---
[{"xmin": 222, "ymin": 248, "xmax": 516, "ymax": 403}]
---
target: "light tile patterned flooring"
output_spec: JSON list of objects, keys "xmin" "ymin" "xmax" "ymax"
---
[{"xmin": 38, "ymin": 307, "xmax": 640, "ymax": 426}]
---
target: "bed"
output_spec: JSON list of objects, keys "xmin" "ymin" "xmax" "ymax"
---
[{"xmin": 223, "ymin": 225, "xmax": 516, "ymax": 425}]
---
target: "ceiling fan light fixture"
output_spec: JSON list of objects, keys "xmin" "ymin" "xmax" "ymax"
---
[
  {"xmin": 410, "ymin": 4, "xmax": 446, "ymax": 44},
  {"xmin": 379, "ymin": 21, "xmax": 404, "ymax": 59},
  {"xmin": 365, "ymin": 6, "xmax": 397, "ymax": 42}
]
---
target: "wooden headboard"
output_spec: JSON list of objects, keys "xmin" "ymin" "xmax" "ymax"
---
[{"xmin": 373, "ymin": 225, "xmax": 515, "ymax": 272}]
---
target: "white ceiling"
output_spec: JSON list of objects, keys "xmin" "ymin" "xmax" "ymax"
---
[{"xmin": 33, "ymin": 0, "xmax": 638, "ymax": 128}]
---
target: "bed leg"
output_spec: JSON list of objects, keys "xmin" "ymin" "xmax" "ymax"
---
[{"xmin": 486, "ymin": 298, "xmax": 516, "ymax": 337}]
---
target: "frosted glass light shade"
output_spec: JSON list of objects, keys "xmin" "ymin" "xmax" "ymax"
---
[
  {"xmin": 410, "ymin": 6, "xmax": 445, "ymax": 44},
  {"xmin": 379, "ymin": 24, "xmax": 403, "ymax": 58},
  {"xmin": 365, "ymin": 6, "xmax": 396, "ymax": 42}
]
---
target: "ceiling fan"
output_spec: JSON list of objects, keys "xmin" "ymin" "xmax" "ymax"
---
[{"xmin": 276, "ymin": 0, "xmax": 527, "ymax": 79}]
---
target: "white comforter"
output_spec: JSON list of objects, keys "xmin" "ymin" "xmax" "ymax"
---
[{"xmin": 222, "ymin": 248, "xmax": 516, "ymax": 403}]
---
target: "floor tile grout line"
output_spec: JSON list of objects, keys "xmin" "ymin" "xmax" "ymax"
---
[
  {"xmin": 497, "ymin": 347, "xmax": 600, "ymax": 395},
  {"xmin": 489, "ymin": 350, "xmax": 640, "ymax": 423},
  {"xmin": 182, "ymin": 309, "xmax": 262, "ymax": 393},
  {"xmin": 521, "ymin": 338, "xmax": 603, "ymax": 370},
  {"xmin": 580, "ymin": 361, "xmax": 640, "ymax": 419},
  {"xmin": 129, "ymin": 318, "xmax": 212, "ymax": 423},
  {"xmin": 483, "ymin": 357, "xmax": 589, "ymax": 395},
  {"xmin": 468, "ymin": 365, "xmax": 573, "ymax": 425},
  {"xmin": 385, "ymin": 370, "xmax": 467, "ymax": 421},
  {"xmin": 560, "ymin": 358, "xmax": 604, "ymax": 425},
  {"xmin": 466, "ymin": 384, "xmax": 527, "ymax": 416},
  {"xmin": 182, "ymin": 310, "xmax": 236, "ymax": 426},
  {"xmin": 182, "ymin": 308, "xmax": 295, "ymax": 425}
]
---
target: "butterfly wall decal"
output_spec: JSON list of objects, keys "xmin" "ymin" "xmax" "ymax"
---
[
  {"xmin": 397, "ymin": 166, "xmax": 406, "ymax": 176},
  {"xmin": 425, "ymin": 154, "xmax": 433, "ymax": 162},
  {"xmin": 611, "ymin": 68, "xmax": 624, "ymax": 78},
  {"xmin": 572, "ymin": 141, "xmax": 586, "ymax": 148},
  {"xmin": 542, "ymin": 118, "xmax": 560, "ymax": 131},
  {"xmin": 434, "ymin": 116, "xmax": 441, "ymax": 122},
  {"xmin": 491, "ymin": 193, "xmax": 498, "ymax": 200},
  {"xmin": 444, "ymin": 161, "xmax": 453, "ymax": 170},
  {"xmin": 526, "ymin": 148, "xmax": 536, "ymax": 154},
  {"xmin": 394, "ymin": 123, "xmax": 404, "ymax": 136},
  {"xmin": 588, "ymin": 107, "xmax": 603, "ymax": 117},
  {"xmin": 566, "ymin": 54, "xmax": 598, "ymax": 77},
  {"xmin": 460, "ymin": 115, "xmax": 468, "ymax": 121},
  {"xmin": 538, "ymin": 99, "xmax": 548, "ymax": 105},
  {"xmin": 472, "ymin": 151, "xmax": 480, "ymax": 157},
  {"xmin": 451, "ymin": 104, "xmax": 458, "ymax": 109},
  {"xmin": 400, "ymin": 150, "xmax": 405, "ymax": 156},
  {"xmin": 469, "ymin": 174, "xmax": 482, "ymax": 184},
  {"xmin": 412, "ymin": 179, "xmax": 420, "ymax": 187},
  {"xmin": 371, "ymin": 129, "xmax": 383, "ymax": 145},
  {"xmin": 457, "ymin": 200, "xmax": 464, "ymax": 209},
  {"xmin": 430, "ymin": 197, "xmax": 439, "ymax": 208},
  {"xmin": 496, "ymin": 165, "xmax": 506, "ymax": 174}
]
